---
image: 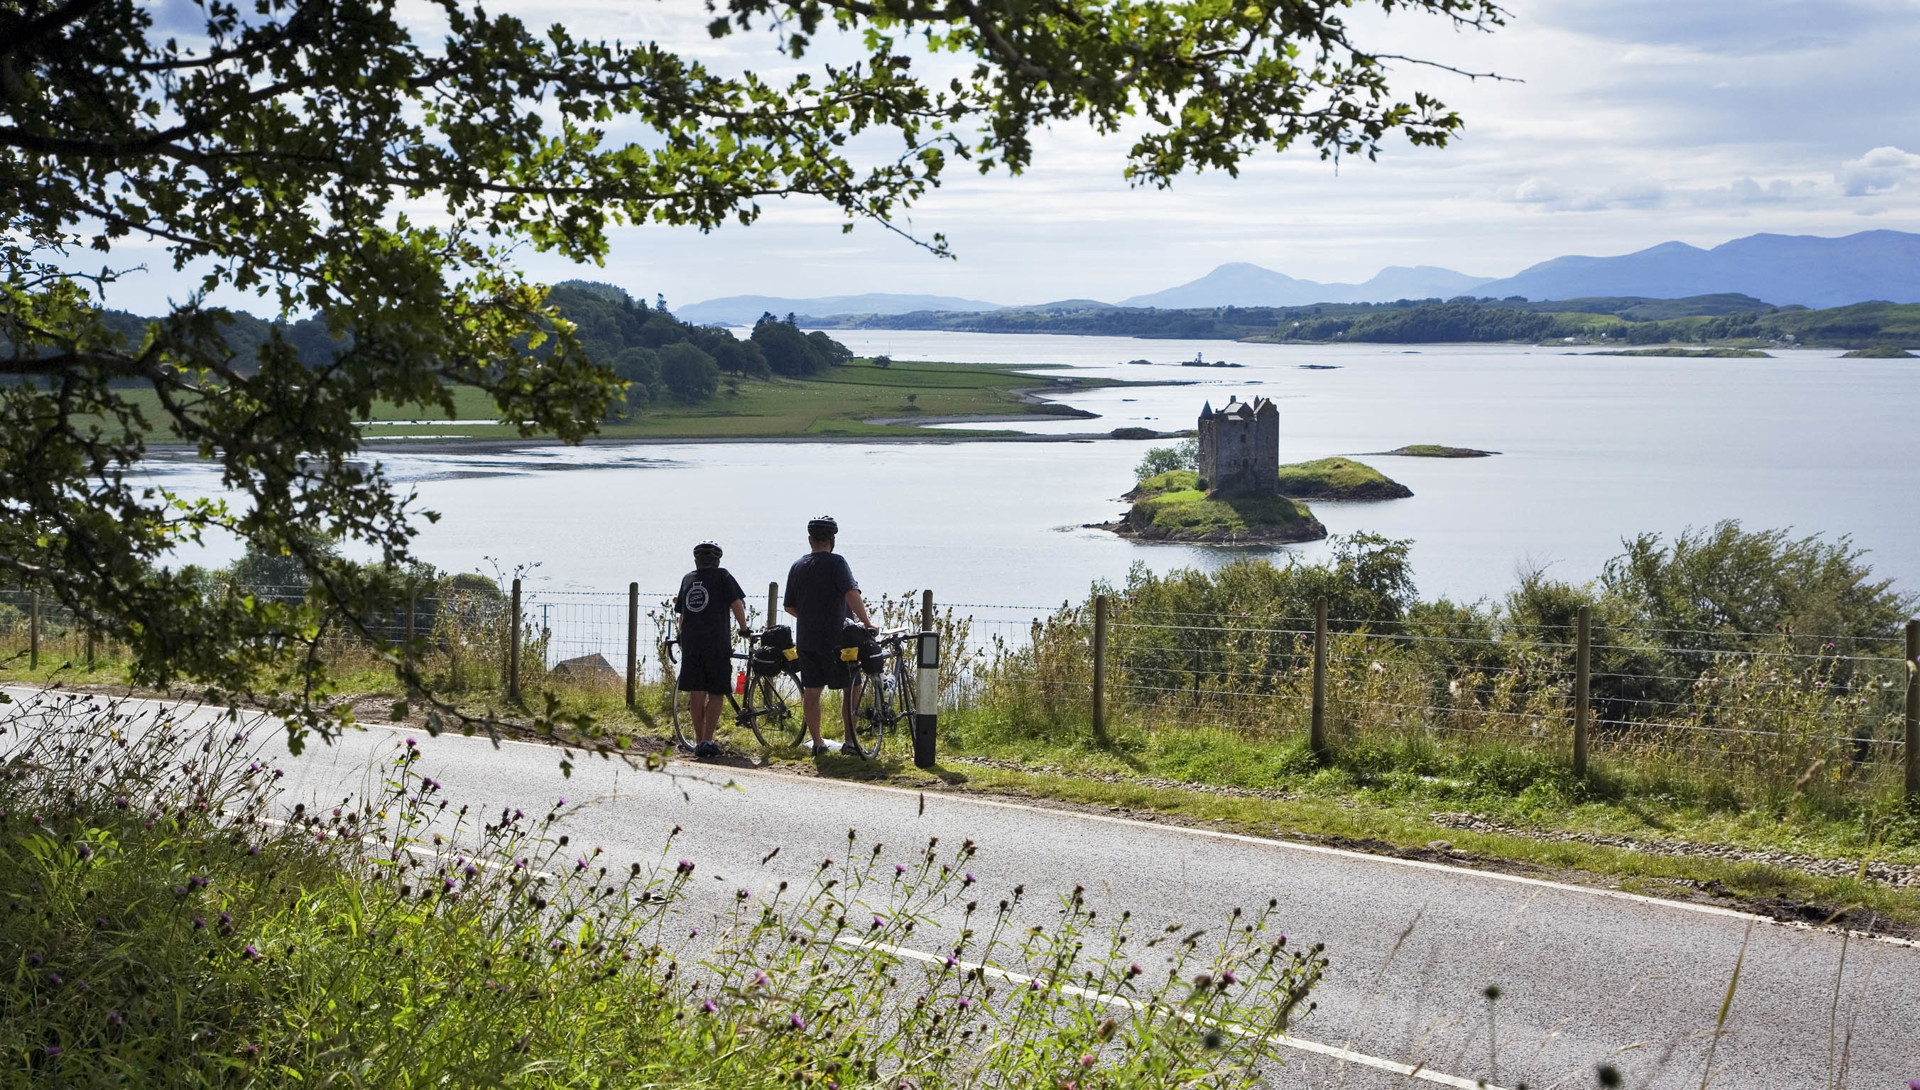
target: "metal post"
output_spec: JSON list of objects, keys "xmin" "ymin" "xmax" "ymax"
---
[
  {"xmin": 508, "ymin": 577, "xmax": 522, "ymax": 702},
  {"xmin": 405, "ymin": 586, "xmax": 417, "ymax": 645},
  {"xmin": 1092, "ymin": 594, "xmax": 1108, "ymax": 742},
  {"xmin": 1906, "ymin": 619, "xmax": 1918, "ymax": 798},
  {"xmin": 1310, "ymin": 597, "xmax": 1328, "ymax": 758},
  {"xmin": 28, "ymin": 589, "xmax": 39, "ymax": 671},
  {"xmin": 1574, "ymin": 605, "xmax": 1592, "ymax": 778},
  {"xmin": 913, "ymin": 630, "xmax": 940, "ymax": 769},
  {"xmin": 626, "ymin": 582, "xmax": 640, "ymax": 708},
  {"xmin": 921, "ymin": 589, "xmax": 934, "ymax": 631}
]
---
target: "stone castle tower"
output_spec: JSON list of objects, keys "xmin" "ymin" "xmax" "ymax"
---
[{"xmin": 1197, "ymin": 396, "xmax": 1279, "ymax": 496}]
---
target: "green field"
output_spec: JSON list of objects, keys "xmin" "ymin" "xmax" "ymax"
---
[
  {"xmin": 375, "ymin": 359, "xmax": 1106, "ymax": 441},
  {"xmin": 118, "ymin": 359, "xmax": 1123, "ymax": 444}
]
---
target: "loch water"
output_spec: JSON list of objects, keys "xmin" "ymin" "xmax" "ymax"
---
[{"xmin": 143, "ymin": 334, "xmax": 1917, "ymax": 607}]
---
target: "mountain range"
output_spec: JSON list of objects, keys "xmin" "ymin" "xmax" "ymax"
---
[{"xmin": 678, "ymin": 230, "xmax": 1920, "ymax": 320}]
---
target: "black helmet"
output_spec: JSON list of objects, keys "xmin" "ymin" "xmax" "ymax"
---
[
  {"xmin": 806, "ymin": 515, "xmax": 838, "ymax": 539},
  {"xmin": 693, "ymin": 541, "xmax": 723, "ymax": 566}
]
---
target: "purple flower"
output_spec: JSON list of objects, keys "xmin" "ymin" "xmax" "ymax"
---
[
  {"xmin": 113, "ymin": 797, "xmax": 128, "ymax": 809},
  {"xmin": 193, "ymin": 917, "xmax": 205, "ymax": 930},
  {"xmin": 1219, "ymin": 970, "xmax": 1237, "ymax": 986},
  {"xmin": 247, "ymin": 845, "xmax": 259, "ymax": 856},
  {"xmin": 702, "ymin": 1000, "xmax": 718, "ymax": 1014},
  {"xmin": 42, "ymin": 1046, "xmax": 60, "ymax": 1058},
  {"xmin": 218, "ymin": 912, "xmax": 232, "ymax": 927},
  {"xmin": 894, "ymin": 864, "xmax": 906, "ymax": 876},
  {"xmin": 735, "ymin": 888, "xmax": 751, "ymax": 901},
  {"xmin": 405, "ymin": 737, "xmax": 416, "ymax": 748},
  {"xmin": 189, "ymin": 875, "xmax": 208, "ymax": 889},
  {"xmin": 788, "ymin": 1014, "xmax": 805, "ymax": 1030},
  {"xmin": 76, "ymin": 843, "xmax": 92, "ymax": 860},
  {"xmin": 1079, "ymin": 1054, "xmax": 1095, "ymax": 1066},
  {"xmin": 962, "ymin": 873, "xmax": 975, "ymax": 887},
  {"xmin": 462, "ymin": 865, "xmax": 478, "ymax": 878},
  {"xmin": 943, "ymin": 956, "xmax": 957, "ymax": 968},
  {"xmin": 107, "ymin": 1010, "xmax": 123, "ymax": 1026},
  {"xmin": 957, "ymin": 997, "xmax": 971, "ymax": 1010},
  {"xmin": 556, "ymin": 798, "xmax": 566, "ymax": 807},
  {"xmin": 243, "ymin": 945, "xmax": 261, "ymax": 960},
  {"xmin": 752, "ymin": 970, "xmax": 770, "ymax": 987},
  {"xmin": 676, "ymin": 860, "xmax": 694, "ymax": 874},
  {"xmin": 94, "ymin": 917, "xmax": 107, "ymax": 929},
  {"xmin": 27, "ymin": 954, "xmax": 42, "ymax": 967},
  {"xmin": 871, "ymin": 915, "xmax": 884, "ymax": 929}
]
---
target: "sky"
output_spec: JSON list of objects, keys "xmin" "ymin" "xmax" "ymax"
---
[{"xmin": 91, "ymin": 0, "xmax": 1920, "ymax": 312}]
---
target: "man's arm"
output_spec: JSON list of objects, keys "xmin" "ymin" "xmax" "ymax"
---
[
  {"xmin": 846, "ymin": 588, "xmax": 874, "ymax": 630},
  {"xmin": 731, "ymin": 599, "xmax": 750, "ymax": 633}
]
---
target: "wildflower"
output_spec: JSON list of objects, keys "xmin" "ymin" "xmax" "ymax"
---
[
  {"xmin": 26, "ymin": 954, "xmax": 41, "ymax": 967},
  {"xmin": 247, "ymin": 845, "xmax": 259, "ymax": 856},
  {"xmin": 871, "ymin": 915, "xmax": 884, "ymax": 929},
  {"xmin": 1079, "ymin": 1054, "xmax": 1095, "ymax": 1066},
  {"xmin": 735, "ymin": 888, "xmax": 751, "ymax": 901},
  {"xmin": 107, "ymin": 1011, "xmax": 123, "ymax": 1026},
  {"xmin": 676, "ymin": 860, "xmax": 695, "ymax": 875},
  {"xmin": 895, "ymin": 864, "xmax": 906, "ymax": 876},
  {"xmin": 193, "ymin": 917, "xmax": 205, "ymax": 930},
  {"xmin": 962, "ymin": 873, "xmax": 976, "ymax": 887},
  {"xmin": 943, "ymin": 956, "xmax": 957, "ymax": 969},
  {"xmin": 556, "ymin": 797, "xmax": 566, "ymax": 807},
  {"xmin": 1126, "ymin": 963, "xmax": 1143, "ymax": 978},
  {"xmin": 113, "ymin": 797, "xmax": 128, "ymax": 809},
  {"xmin": 752, "ymin": 970, "xmax": 770, "ymax": 987},
  {"xmin": 463, "ymin": 865, "xmax": 478, "ymax": 878},
  {"xmin": 702, "ymin": 1000, "xmax": 718, "ymax": 1014},
  {"xmin": 1219, "ymin": 971, "xmax": 1237, "ymax": 987},
  {"xmin": 957, "ymin": 997, "xmax": 971, "ymax": 1010},
  {"xmin": 239, "ymin": 1043, "xmax": 259, "ymax": 1058},
  {"xmin": 173, "ymin": 886, "xmax": 188, "ymax": 896},
  {"xmin": 94, "ymin": 917, "xmax": 107, "ymax": 929},
  {"xmin": 405, "ymin": 738, "xmax": 416, "ymax": 748},
  {"xmin": 76, "ymin": 843, "xmax": 92, "ymax": 860},
  {"xmin": 243, "ymin": 944, "xmax": 261, "ymax": 960},
  {"xmin": 576, "ymin": 859, "xmax": 588, "ymax": 871},
  {"xmin": 42, "ymin": 1046, "xmax": 60, "ymax": 1059},
  {"xmin": 189, "ymin": 875, "xmax": 208, "ymax": 889},
  {"xmin": 788, "ymin": 1014, "xmax": 805, "ymax": 1030},
  {"xmin": 218, "ymin": 912, "xmax": 233, "ymax": 929}
]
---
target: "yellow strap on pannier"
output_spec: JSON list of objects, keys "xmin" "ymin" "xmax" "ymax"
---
[
  {"xmin": 840, "ymin": 646, "xmax": 860, "ymax": 662},
  {"xmin": 782, "ymin": 648, "xmax": 799, "ymax": 660}
]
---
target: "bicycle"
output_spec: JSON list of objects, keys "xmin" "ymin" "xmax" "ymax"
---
[
  {"xmin": 844, "ymin": 628, "xmax": 920, "ymax": 761},
  {"xmin": 665, "ymin": 627, "xmax": 807, "ymax": 752}
]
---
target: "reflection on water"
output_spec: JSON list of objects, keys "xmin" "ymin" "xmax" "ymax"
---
[{"xmin": 144, "ymin": 335, "xmax": 1919, "ymax": 604}]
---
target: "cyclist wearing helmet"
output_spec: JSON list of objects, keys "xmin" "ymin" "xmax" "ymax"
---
[
  {"xmin": 675, "ymin": 541, "xmax": 749, "ymax": 758},
  {"xmin": 783, "ymin": 516, "xmax": 875, "ymax": 757}
]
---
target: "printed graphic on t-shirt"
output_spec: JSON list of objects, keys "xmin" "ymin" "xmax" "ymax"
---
[{"xmin": 684, "ymin": 583, "xmax": 710, "ymax": 613}]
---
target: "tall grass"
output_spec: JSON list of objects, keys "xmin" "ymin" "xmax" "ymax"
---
[{"xmin": 0, "ymin": 692, "xmax": 1330, "ymax": 1085}]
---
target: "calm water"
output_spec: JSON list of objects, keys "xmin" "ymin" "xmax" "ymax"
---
[{"xmin": 143, "ymin": 334, "xmax": 1919, "ymax": 607}]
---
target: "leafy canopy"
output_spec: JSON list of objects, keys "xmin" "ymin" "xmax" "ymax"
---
[{"xmin": 1, "ymin": 0, "xmax": 1503, "ymax": 749}]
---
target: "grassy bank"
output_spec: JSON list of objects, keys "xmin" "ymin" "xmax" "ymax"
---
[
  {"xmin": 117, "ymin": 359, "xmax": 1127, "ymax": 444},
  {"xmin": 0, "ymin": 693, "xmax": 1328, "ymax": 1085}
]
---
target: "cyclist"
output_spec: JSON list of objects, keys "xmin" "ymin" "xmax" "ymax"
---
[
  {"xmin": 675, "ymin": 541, "xmax": 749, "ymax": 759},
  {"xmin": 783, "ymin": 515, "xmax": 875, "ymax": 757}
]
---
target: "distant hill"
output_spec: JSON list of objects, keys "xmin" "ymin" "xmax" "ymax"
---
[
  {"xmin": 677, "ymin": 292, "xmax": 1004, "ymax": 325},
  {"xmin": 1476, "ymin": 230, "xmax": 1920, "ymax": 308},
  {"xmin": 1119, "ymin": 263, "xmax": 1493, "ymax": 308}
]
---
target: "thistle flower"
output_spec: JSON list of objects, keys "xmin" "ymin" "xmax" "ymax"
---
[
  {"xmin": 193, "ymin": 917, "xmax": 205, "ymax": 930},
  {"xmin": 42, "ymin": 1046, "xmax": 60, "ymax": 1058},
  {"xmin": 676, "ymin": 860, "xmax": 695, "ymax": 874},
  {"xmin": 702, "ymin": 1000, "xmax": 718, "ymax": 1014},
  {"xmin": 26, "ymin": 954, "xmax": 41, "ymax": 967},
  {"xmin": 76, "ymin": 843, "xmax": 92, "ymax": 860},
  {"xmin": 788, "ymin": 1014, "xmax": 805, "ymax": 1030},
  {"xmin": 107, "ymin": 1011, "xmax": 123, "ymax": 1026},
  {"xmin": 962, "ymin": 873, "xmax": 975, "ymax": 887},
  {"xmin": 244, "ymin": 944, "xmax": 261, "ymax": 960},
  {"xmin": 189, "ymin": 875, "xmax": 208, "ymax": 888}
]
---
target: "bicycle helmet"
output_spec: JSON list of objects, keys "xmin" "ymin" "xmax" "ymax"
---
[
  {"xmin": 806, "ymin": 515, "xmax": 839, "ymax": 539},
  {"xmin": 692, "ymin": 541, "xmax": 723, "ymax": 567}
]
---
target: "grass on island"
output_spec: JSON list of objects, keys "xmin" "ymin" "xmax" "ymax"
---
[
  {"xmin": 1588, "ymin": 347, "xmax": 1773, "ymax": 359},
  {"xmin": 1373, "ymin": 444, "xmax": 1496, "ymax": 458},
  {"xmin": 1123, "ymin": 488, "xmax": 1322, "ymax": 539},
  {"xmin": 1839, "ymin": 345, "xmax": 1915, "ymax": 358},
  {"xmin": 1135, "ymin": 458, "xmax": 1409, "ymax": 502}
]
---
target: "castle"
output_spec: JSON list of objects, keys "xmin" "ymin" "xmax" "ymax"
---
[{"xmin": 1197, "ymin": 396, "xmax": 1279, "ymax": 496}]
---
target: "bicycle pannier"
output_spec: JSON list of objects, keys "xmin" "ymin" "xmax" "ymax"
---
[{"xmin": 755, "ymin": 625, "xmax": 799, "ymax": 677}]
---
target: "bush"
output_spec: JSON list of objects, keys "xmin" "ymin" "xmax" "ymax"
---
[{"xmin": 1133, "ymin": 438, "xmax": 1197, "ymax": 480}]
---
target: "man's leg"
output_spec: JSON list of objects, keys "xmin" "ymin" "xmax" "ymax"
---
[
  {"xmin": 802, "ymin": 686, "xmax": 825, "ymax": 748},
  {"xmin": 687, "ymin": 691, "xmax": 710, "ymax": 744},
  {"xmin": 700, "ymin": 687, "xmax": 726, "ymax": 743},
  {"xmin": 842, "ymin": 677, "xmax": 862, "ymax": 746}
]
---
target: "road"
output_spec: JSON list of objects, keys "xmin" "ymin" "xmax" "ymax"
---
[{"xmin": 12, "ymin": 689, "xmax": 1919, "ymax": 1088}]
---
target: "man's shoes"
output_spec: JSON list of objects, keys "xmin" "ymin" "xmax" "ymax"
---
[
  {"xmin": 841, "ymin": 737, "xmax": 865, "ymax": 759},
  {"xmin": 811, "ymin": 742, "xmax": 830, "ymax": 758},
  {"xmin": 694, "ymin": 740, "xmax": 719, "ymax": 758}
]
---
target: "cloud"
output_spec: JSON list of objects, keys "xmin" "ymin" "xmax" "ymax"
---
[{"xmin": 1837, "ymin": 147, "xmax": 1920, "ymax": 197}]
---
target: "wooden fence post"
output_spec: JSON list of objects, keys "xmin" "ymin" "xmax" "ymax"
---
[
  {"xmin": 1092, "ymin": 594, "xmax": 1108, "ymax": 743},
  {"xmin": 768, "ymin": 582, "xmax": 779, "ymax": 626},
  {"xmin": 508, "ymin": 577, "xmax": 522, "ymax": 702},
  {"xmin": 85, "ymin": 624, "xmax": 95, "ymax": 671},
  {"xmin": 626, "ymin": 582, "xmax": 640, "ymax": 708},
  {"xmin": 1906, "ymin": 619, "xmax": 1918, "ymax": 799},
  {"xmin": 1574, "ymin": 605, "xmax": 1592, "ymax": 779},
  {"xmin": 28, "ymin": 589, "xmax": 40, "ymax": 671},
  {"xmin": 1310, "ymin": 597, "xmax": 1328, "ymax": 759},
  {"xmin": 921, "ymin": 589, "xmax": 934, "ymax": 631}
]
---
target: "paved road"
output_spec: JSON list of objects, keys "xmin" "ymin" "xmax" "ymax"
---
[{"xmin": 13, "ymin": 690, "xmax": 1919, "ymax": 1088}]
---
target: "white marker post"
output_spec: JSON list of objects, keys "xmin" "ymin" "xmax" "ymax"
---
[{"xmin": 913, "ymin": 631, "xmax": 940, "ymax": 768}]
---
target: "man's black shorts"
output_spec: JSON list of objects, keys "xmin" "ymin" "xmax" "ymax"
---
[
  {"xmin": 796, "ymin": 647, "xmax": 855, "ymax": 691},
  {"xmin": 677, "ymin": 644, "xmax": 734, "ymax": 695}
]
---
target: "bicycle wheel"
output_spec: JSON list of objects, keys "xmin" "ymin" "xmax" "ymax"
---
[
  {"xmin": 742, "ymin": 669, "xmax": 807, "ymax": 749},
  {"xmin": 846, "ymin": 667, "xmax": 888, "ymax": 760}
]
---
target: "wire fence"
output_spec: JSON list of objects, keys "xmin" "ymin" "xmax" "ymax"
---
[{"xmin": 3, "ymin": 581, "xmax": 1915, "ymax": 795}]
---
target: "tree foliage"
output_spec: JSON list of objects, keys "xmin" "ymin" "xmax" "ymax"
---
[{"xmin": 2, "ymin": 0, "xmax": 1504, "ymax": 747}]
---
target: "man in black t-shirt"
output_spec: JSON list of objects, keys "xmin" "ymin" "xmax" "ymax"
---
[
  {"xmin": 675, "ymin": 541, "xmax": 749, "ymax": 758},
  {"xmin": 783, "ymin": 515, "xmax": 875, "ymax": 757}
]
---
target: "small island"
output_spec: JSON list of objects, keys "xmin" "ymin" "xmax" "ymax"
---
[
  {"xmin": 1368, "ymin": 444, "xmax": 1499, "ymax": 458},
  {"xmin": 1840, "ymin": 345, "xmax": 1915, "ymax": 358},
  {"xmin": 1586, "ymin": 347, "xmax": 1771, "ymax": 358}
]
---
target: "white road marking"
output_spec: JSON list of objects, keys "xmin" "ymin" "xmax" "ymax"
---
[
  {"xmin": 9, "ymin": 686, "xmax": 1917, "ymax": 953},
  {"xmin": 836, "ymin": 934, "xmax": 1505, "ymax": 1089}
]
